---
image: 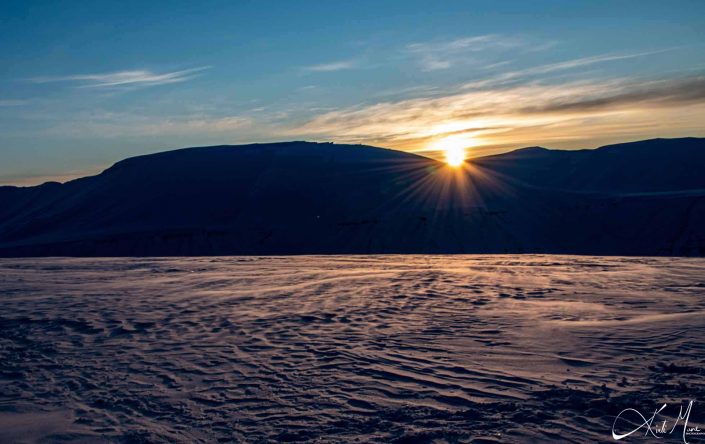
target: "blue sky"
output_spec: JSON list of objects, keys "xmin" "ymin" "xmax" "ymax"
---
[{"xmin": 1, "ymin": 0, "xmax": 704, "ymax": 184}]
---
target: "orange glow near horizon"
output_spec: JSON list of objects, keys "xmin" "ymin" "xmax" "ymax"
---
[{"xmin": 434, "ymin": 134, "xmax": 477, "ymax": 166}]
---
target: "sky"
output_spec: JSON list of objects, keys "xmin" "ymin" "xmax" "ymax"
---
[{"xmin": 1, "ymin": 0, "xmax": 705, "ymax": 185}]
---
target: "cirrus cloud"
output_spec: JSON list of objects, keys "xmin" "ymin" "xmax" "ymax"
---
[
  {"xmin": 28, "ymin": 67, "xmax": 211, "ymax": 89},
  {"xmin": 303, "ymin": 60, "xmax": 357, "ymax": 72},
  {"xmin": 287, "ymin": 72, "xmax": 705, "ymax": 158}
]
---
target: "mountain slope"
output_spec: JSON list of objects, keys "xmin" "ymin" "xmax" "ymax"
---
[
  {"xmin": 472, "ymin": 137, "xmax": 705, "ymax": 193},
  {"xmin": 1, "ymin": 139, "xmax": 704, "ymax": 256}
]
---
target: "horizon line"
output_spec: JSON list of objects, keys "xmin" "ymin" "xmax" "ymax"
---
[{"xmin": 1, "ymin": 135, "xmax": 702, "ymax": 188}]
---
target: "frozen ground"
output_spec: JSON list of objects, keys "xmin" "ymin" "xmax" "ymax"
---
[{"xmin": 0, "ymin": 255, "xmax": 704, "ymax": 443}]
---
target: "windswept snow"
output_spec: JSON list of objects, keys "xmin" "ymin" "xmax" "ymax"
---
[{"xmin": 1, "ymin": 255, "xmax": 704, "ymax": 442}]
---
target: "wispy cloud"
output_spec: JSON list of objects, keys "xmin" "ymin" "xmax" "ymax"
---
[
  {"xmin": 407, "ymin": 34, "xmax": 522, "ymax": 54},
  {"xmin": 406, "ymin": 34, "xmax": 527, "ymax": 71},
  {"xmin": 304, "ymin": 60, "xmax": 356, "ymax": 72},
  {"xmin": 521, "ymin": 76, "xmax": 705, "ymax": 114},
  {"xmin": 462, "ymin": 50, "xmax": 673, "ymax": 90},
  {"xmin": 288, "ymin": 72, "xmax": 705, "ymax": 157},
  {"xmin": 28, "ymin": 67, "xmax": 211, "ymax": 88},
  {"xmin": 525, "ymin": 51, "xmax": 666, "ymax": 76}
]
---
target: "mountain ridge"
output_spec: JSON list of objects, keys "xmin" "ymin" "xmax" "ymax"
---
[{"xmin": 1, "ymin": 137, "xmax": 704, "ymax": 256}]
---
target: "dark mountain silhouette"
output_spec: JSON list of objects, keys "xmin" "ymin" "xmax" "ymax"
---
[
  {"xmin": 473, "ymin": 138, "xmax": 705, "ymax": 193},
  {"xmin": 1, "ymin": 138, "xmax": 704, "ymax": 256}
]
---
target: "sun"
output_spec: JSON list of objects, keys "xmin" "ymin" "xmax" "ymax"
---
[
  {"xmin": 445, "ymin": 146, "xmax": 466, "ymax": 167},
  {"xmin": 434, "ymin": 135, "xmax": 476, "ymax": 167}
]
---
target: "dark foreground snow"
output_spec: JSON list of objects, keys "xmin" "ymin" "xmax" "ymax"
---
[{"xmin": 1, "ymin": 255, "xmax": 704, "ymax": 443}]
